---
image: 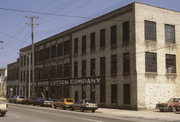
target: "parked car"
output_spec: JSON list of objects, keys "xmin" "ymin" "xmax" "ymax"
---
[
  {"xmin": 70, "ymin": 99, "xmax": 98, "ymax": 112},
  {"xmin": 51, "ymin": 98, "xmax": 75, "ymax": 109},
  {"xmin": 8, "ymin": 96, "xmax": 17, "ymax": 103},
  {"xmin": 21, "ymin": 97, "xmax": 33, "ymax": 105},
  {"xmin": 156, "ymin": 98, "xmax": 180, "ymax": 112},
  {"xmin": 0, "ymin": 97, "xmax": 8, "ymax": 116},
  {"xmin": 32, "ymin": 97, "xmax": 54, "ymax": 107},
  {"xmin": 15, "ymin": 96, "xmax": 26, "ymax": 104}
]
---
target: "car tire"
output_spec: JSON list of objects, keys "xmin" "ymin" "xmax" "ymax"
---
[
  {"xmin": 172, "ymin": 106, "xmax": 177, "ymax": 112},
  {"xmin": 1, "ymin": 113, "xmax": 6, "ymax": 117},
  {"xmin": 52, "ymin": 104, "xmax": 57, "ymax": 109},
  {"xmin": 92, "ymin": 109, "xmax": 95, "ymax": 113},
  {"xmin": 70, "ymin": 107, "xmax": 74, "ymax": 111},
  {"xmin": 160, "ymin": 109, "xmax": 164, "ymax": 112},
  {"xmin": 80, "ymin": 107, "xmax": 84, "ymax": 112}
]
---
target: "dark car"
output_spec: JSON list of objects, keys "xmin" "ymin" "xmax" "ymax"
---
[
  {"xmin": 70, "ymin": 99, "xmax": 98, "ymax": 112},
  {"xmin": 156, "ymin": 98, "xmax": 180, "ymax": 112},
  {"xmin": 32, "ymin": 98, "xmax": 54, "ymax": 107},
  {"xmin": 21, "ymin": 97, "xmax": 33, "ymax": 105},
  {"xmin": 9, "ymin": 96, "xmax": 17, "ymax": 103}
]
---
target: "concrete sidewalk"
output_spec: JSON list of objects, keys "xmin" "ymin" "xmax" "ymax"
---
[{"xmin": 97, "ymin": 108, "xmax": 180, "ymax": 122}]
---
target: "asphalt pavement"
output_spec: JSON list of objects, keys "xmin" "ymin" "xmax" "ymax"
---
[{"xmin": 0, "ymin": 104, "xmax": 180, "ymax": 122}]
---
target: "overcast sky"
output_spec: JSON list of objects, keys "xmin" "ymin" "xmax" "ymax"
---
[{"xmin": 0, "ymin": 0, "xmax": 180, "ymax": 68}]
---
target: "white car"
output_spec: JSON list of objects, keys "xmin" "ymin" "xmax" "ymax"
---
[{"xmin": 0, "ymin": 97, "xmax": 8, "ymax": 116}]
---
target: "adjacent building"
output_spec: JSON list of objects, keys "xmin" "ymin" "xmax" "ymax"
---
[
  {"xmin": 6, "ymin": 60, "xmax": 19, "ymax": 97},
  {"xmin": 12, "ymin": 2, "xmax": 180, "ymax": 110}
]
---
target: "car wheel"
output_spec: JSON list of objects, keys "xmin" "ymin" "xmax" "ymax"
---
[
  {"xmin": 172, "ymin": 106, "xmax": 177, "ymax": 112},
  {"xmin": 160, "ymin": 109, "xmax": 164, "ymax": 112},
  {"xmin": 92, "ymin": 109, "xmax": 95, "ymax": 113},
  {"xmin": 52, "ymin": 104, "xmax": 57, "ymax": 109},
  {"xmin": 1, "ymin": 113, "xmax": 6, "ymax": 117},
  {"xmin": 80, "ymin": 107, "xmax": 84, "ymax": 112},
  {"xmin": 63, "ymin": 107, "xmax": 66, "ymax": 110},
  {"xmin": 70, "ymin": 107, "xmax": 74, "ymax": 111}
]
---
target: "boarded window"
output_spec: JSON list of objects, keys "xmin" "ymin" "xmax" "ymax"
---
[
  {"xmin": 111, "ymin": 25, "xmax": 117, "ymax": 49},
  {"xmin": 165, "ymin": 24, "xmax": 175, "ymax": 43},
  {"xmin": 145, "ymin": 52, "xmax": 157, "ymax": 72},
  {"xmin": 111, "ymin": 55, "xmax": 117, "ymax": 76},
  {"xmin": 123, "ymin": 84, "xmax": 130, "ymax": 104},
  {"xmin": 111, "ymin": 84, "xmax": 117, "ymax": 103},
  {"xmin": 90, "ymin": 59, "xmax": 95, "ymax": 76},
  {"xmin": 166, "ymin": 54, "xmax": 176, "ymax": 73},
  {"xmin": 90, "ymin": 32, "xmax": 96, "ymax": 52},
  {"xmin": 100, "ymin": 29, "xmax": 106, "ymax": 50},
  {"xmin": 123, "ymin": 52, "xmax": 130, "ymax": 74},
  {"xmin": 123, "ymin": 21, "xmax": 130, "ymax": 45},
  {"xmin": 74, "ymin": 38, "xmax": 78, "ymax": 56},
  {"xmin": 145, "ymin": 20, "xmax": 156, "ymax": 41},
  {"xmin": 82, "ymin": 35, "xmax": 86, "ymax": 55}
]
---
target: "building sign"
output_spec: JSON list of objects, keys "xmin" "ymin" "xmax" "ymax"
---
[{"xmin": 37, "ymin": 77, "xmax": 104, "ymax": 86}]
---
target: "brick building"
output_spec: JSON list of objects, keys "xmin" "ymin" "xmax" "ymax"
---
[{"xmin": 17, "ymin": 2, "xmax": 180, "ymax": 110}]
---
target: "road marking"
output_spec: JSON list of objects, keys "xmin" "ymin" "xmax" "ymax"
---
[{"xmin": 11, "ymin": 105, "xmax": 102, "ymax": 122}]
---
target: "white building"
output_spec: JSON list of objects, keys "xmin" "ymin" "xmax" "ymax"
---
[{"xmin": 0, "ymin": 68, "xmax": 7, "ymax": 96}]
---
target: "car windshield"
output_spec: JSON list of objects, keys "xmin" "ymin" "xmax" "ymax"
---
[
  {"xmin": 84, "ymin": 100, "xmax": 92, "ymax": 103},
  {"xmin": 66, "ymin": 99, "xmax": 74, "ymax": 102},
  {"xmin": 168, "ymin": 98, "xmax": 180, "ymax": 102}
]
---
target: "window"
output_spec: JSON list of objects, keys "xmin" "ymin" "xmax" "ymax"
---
[
  {"xmin": 111, "ymin": 55, "xmax": 117, "ymax": 76},
  {"xmin": 100, "ymin": 29, "xmax": 106, "ymax": 50},
  {"xmin": 51, "ymin": 45, "xmax": 56, "ymax": 58},
  {"xmin": 145, "ymin": 20, "xmax": 156, "ymax": 41},
  {"xmin": 64, "ymin": 63, "xmax": 71, "ymax": 77},
  {"xmin": 165, "ymin": 24, "xmax": 175, "ymax": 43},
  {"xmin": 111, "ymin": 84, "xmax": 117, "ymax": 104},
  {"xmin": 123, "ymin": 84, "xmax": 130, "ymax": 104},
  {"xmin": 51, "ymin": 65, "xmax": 56, "ymax": 78},
  {"xmin": 82, "ymin": 60, "xmax": 86, "ymax": 77},
  {"xmin": 166, "ymin": 54, "xmax": 176, "ymax": 73},
  {"xmin": 82, "ymin": 35, "xmax": 86, "ymax": 55},
  {"xmin": 123, "ymin": 21, "xmax": 130, "ymax": 45},
  {"xmin": 123, "ymin": 52, "xmax": 130, "ymax": 74},
  {"xmin": 57, "ymin": 64, "xmax": 63, "ymax": 78},
  {"xmin": 57, "ymin": 43, "xmax": 63, "ymax": 57},
  {"xmin": 100, "ymin": 84, "xmax": 105, "ymax": 103},
  {"xmin": 90, "ymin": 32, "xmax": 96, "ymax": 52},
  {"xmin": 111, "ymin": 25, "xmax": 117, "ymax": 49},
  {"xmin": 39, "ymin": 49, "xmax": 44, "ymax": 61},
  {"xmin": 100, "ymin": 57, "xmax": 105, "ymax": 76},
  {"xmin": 45, "ymin": 47, "xmax": 50, "ymax": 59},
  {"xmin": 145, "ymin": 52, "xmax": 157, "ymax": 72},
  {"xmin": 90, "ymin": 59, "xmax": 95, "ymax": 76},
  {"xmin": 74, "ymin": 61, "xmax": 78, "ymax": 77},
  {"xmin": 74, "ymin": 38, "xmax": 78, "ymax": 56},
  {"xmin": 64, "ymin": 40, "xmax": 70, "ymax": 55}
]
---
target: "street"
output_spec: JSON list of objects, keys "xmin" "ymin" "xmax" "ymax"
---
[
  {"xmin": 0, "ymin": 104, "xmax": 131, "ymax": 122},
  {"xmin": 1, "ymin": 104, "xmax": 179, "ymax": 122}
]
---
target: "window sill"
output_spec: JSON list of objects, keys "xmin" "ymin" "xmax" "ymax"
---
[{"xmin": 145, "ymin": 72, "xmax": 158, "ymax": 76}]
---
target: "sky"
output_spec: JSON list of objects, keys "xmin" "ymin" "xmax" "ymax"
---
[{"xmin": 0, "ymin": 0, "xmax": 180, "ymax": 68}]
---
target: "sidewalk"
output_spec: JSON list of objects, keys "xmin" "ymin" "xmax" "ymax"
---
[{"xmin": 97, "ymin": 108, "xmax": 180, "ymax": 122}]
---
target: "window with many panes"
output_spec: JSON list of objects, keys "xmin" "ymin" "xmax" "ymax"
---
[
  {"xmin": 123, "ymin": 52, "xmax": 130, "ymax": 74},
  {"xmin": 64, "ymin": 41, "xmax": 70, "ymax": 55},
  {"xmin": 90, "ymin": 58, "xmax": 95, "ymax": 76},
  {"xmin": 123, "ymin": 21, "xmax": 130, "ymax": 45},
  {"xmin": 74, "ymin": 61, "xmax": 78, "ymax": 77},
  {"xmin": 74, "ymin": 38, "xmax": 78, "ymax": 56},
  {"xmin": 145, "ymin": 52, "xmax": 157, "ymax": 72},
  {"xmin": 166, "ymin": 54, "xmax": 176, "ymax": 73},
  {"xmin": 90, "ymin": 32, "xmax": 96, "ymax": 52},
  {"xmin": 57, "ymin": 64, "xmax": 63, "ymax": 78},
  {"xmin": 82, "ymin": 35, "xmax": 86, "ymax": 55},
  {"xmin": 51, "ymin": 45, "xmax": 56, "ymax": 58},
  {"xmin": 145, "ymin": 20, "xmax": 156, "ymax": 41},
  {"xmin": 57, "ymin": 43, "xmax": 63, "ymax": 57},
  {"xmin": 111, "ymin": 55, "xmax": 117, "ymax": 76},
  {"xmin": 165, "ymin": 24, "xmax": 175, "ymax": 43},
  {"xmin": 51, "ymin": 65, "xmax": 56, "ymax": 78},
  {"xmin": 82, "ymin": 60, "xmax": 86, "ymax": 77},
  {"xmin": 111, "ymin": 25, "xmax": 117, "ymax": 49},
  {"xmin": 100, "ymin": 29, "xmax": 106, "ymax": 50},
  {"xmin": 64, "ymin": 63, "xmax": 71, "ymax": 77}
]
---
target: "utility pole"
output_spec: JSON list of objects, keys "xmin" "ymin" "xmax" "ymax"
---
[{"xmin": 26, "ymin": 16, "xmax": 38, "ymax": 98}]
